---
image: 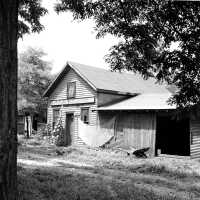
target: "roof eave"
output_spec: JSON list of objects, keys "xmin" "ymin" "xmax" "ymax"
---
[
  {"xmin": 97, "ymin": 88, "xmax": 138, "ymax": 96},
  {"xmin": 95, "ymin": 108, "xmax": 176, "ymax": 111},
  {"xmin": 43, "ymin": 62, "xmax": 70, "ymax": 97}
]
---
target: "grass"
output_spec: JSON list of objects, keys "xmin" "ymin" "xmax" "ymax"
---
[
  {"xmin": 18, "ymin": 135, "xmax": 200, "ymax": 200},
  {"xmin": 129, "ymin": 164, "xmax": 200, "ymax": 180},
  {"xmin": 18, "ymin": 167, "xmax": 184, "ymax": 200}
]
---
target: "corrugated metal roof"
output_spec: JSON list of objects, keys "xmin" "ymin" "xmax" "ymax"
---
[
  {"xmin": 69, "ymin": 61, "xmax": 169, "ymax": 94},
  {"xmin": 44, "ymin": 61, "xmax": 170, "ymax": 97},
  {"xmin": 97, "ymin": 93, "xmax": 176, "ymax": 110}
]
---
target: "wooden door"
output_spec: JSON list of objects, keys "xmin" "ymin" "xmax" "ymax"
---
[{"xmin": 65, "ymin": 113, "xmax": 74, "ymax": 146}]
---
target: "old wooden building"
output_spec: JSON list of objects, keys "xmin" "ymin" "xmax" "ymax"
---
[{"xmin": 44, "ymin": 61, "xmax": 200, "ymax": 158}]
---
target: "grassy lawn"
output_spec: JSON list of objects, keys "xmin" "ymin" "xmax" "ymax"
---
[{"xmin": 18, "ymin": 136, "xmax": 200, "ymax": 200}]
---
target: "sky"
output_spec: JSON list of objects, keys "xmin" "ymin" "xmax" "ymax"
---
[{"xmin": 18, "ymin": 0, "xmax": 118, "ymax": 74}]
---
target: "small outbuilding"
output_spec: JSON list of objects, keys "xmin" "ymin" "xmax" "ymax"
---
[
  {"xmin": 43, "ymin": 61, "xmax": 200, "ymax": 158},
  {"xmin": 17, "ymin": 110, "xmax": 40, "ymax": 136}
]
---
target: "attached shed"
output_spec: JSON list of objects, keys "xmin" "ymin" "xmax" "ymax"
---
[{"xmin": 97, "ymin": 93, "xmax": 195, "ymax": 158}]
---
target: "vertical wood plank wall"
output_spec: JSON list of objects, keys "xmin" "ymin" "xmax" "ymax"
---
[
  {"xmin": 118, "ymin": 113, "xmax": 156, "ymax": 156},
  {"xmin": 98, "ymin": 112, "xmax": 156, "ymax": 156},
  {"xmin": 190, "ymin": 117, "xmax": 200, "ymax": 158}
]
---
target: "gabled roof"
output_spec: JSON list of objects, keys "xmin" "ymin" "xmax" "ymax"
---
[
  {"xmin": 43, "ymin": 61, "xmax": 170, "ymax": 97},
  {"xmin": 97, "ymin": 93, "xmax": 175, "ymax": 110}
]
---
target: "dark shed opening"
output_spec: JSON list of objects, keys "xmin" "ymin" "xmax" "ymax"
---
[{"xmin": 155, "ymin": 115, "xmax": 190, "ymax": 156}]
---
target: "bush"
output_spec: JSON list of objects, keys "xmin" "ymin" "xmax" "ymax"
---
[{"xmin": 36, "ymin": 120, "xmax": 65, "ymax": 146}]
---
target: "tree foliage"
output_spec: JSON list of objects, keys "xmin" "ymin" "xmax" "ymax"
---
[
  {"xmin": 56, "ymin": 0, "xmax": 200, "ymax": 108},
  {"xmin": 18, "ymin": 47, "xmax": 52, "ymax": 119},
  {"xmin": 18, "ymin": 0, "xmax": 49, "ymax": 116},
  {"xmin": 18, "ymin": 0, "xmax": 47, "ymax": 37}
]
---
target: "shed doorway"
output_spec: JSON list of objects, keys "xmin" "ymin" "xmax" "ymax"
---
[
  {"xmin": 156, "ymin": 116, "xmax": 190, "ymax": 156},
  {"xmin": 65, "ymin": 113, "xmax": 74, "ymax": 146}
]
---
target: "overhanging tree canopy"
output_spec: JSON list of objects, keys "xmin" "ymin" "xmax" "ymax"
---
[
  {"xmin": 56, "ymin": 0, "xmax": 200, "ymax": 108},
  {"xmin": 18, "ymin": 0, "xmax": 47, "ymax": 37}
]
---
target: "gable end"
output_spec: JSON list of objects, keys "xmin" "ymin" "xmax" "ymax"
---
[{"xmin": 43, "ymin": 62, "xmax": 97, "ymax": 97}]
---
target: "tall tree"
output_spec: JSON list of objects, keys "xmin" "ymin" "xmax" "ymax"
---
[
  {"xmin": 56, "ymin": 0, "xmax": 200, "ymax": 108},
  {"xmin": 18, "ymin": 47, "xmax": 52, "ymax": 120},
  {"xmin": 0, "ymin": 1, "xmax": 46, "ymax": 199}
]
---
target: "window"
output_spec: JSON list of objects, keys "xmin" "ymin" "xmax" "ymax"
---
[
  {"xmin": 67, "ymin": 82, "xmax": 76, "ymax": 99},
  {"xmin": 53, "ymin": 109, "xmax": 60, "ymax": 129},
  {"xmin": 81, "ymin": 108, "xmax": 89, "ymax": 124}
]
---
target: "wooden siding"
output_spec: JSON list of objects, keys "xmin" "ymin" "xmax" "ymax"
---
[
  {"xmin": 47, "ymin": 106, "xmax": 53, "ymax": 125},
  {"xmin": 48, "ymin": 104, "xmax": 98, "ymax": 146},
  {"xmin": 50, "ymin": 68, "xmax": 95, "ymax": 100},
  {"xmin": 190, "ymin": 117, "xmax": 200, "ymax": 158},
  {"xmin": 50, "ymin": 97, "xmax": 95, "ymax": 106},
  {"xmin": 97, "ymin": 92, "xmax": 128, "ymax": 107},
  {"xmin": 47, "ymin": 68, "xmax": 98, "ymax": 146},
  {"xmin": 60, "ymin": 104, "xmax": 97, "ymax": 145},
  {"xmin": 98, "ymin": 112, "xmax": 156, "ymax": 156}
]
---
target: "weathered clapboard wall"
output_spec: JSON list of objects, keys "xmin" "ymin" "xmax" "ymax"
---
[
  {"xmin": 50, "ymin": 69, "xmax": 95, "ymax": 100},
  {"xmin": 98, "ymin": 111, "xmax": 156, "ymax": 156},
  {"xmin": 47, "ymin": 68, "xmax": 98, "ymax": 145},
  {"xmin": 190, "ymin": 117, "xmax": 200, "ymax": 158}
]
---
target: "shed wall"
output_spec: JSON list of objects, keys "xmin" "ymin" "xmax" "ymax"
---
[
  {"xmin": 99, "ymin": 112, "xmax": 156, "ymax": 156},
  {"xmin": 190, "ymin": 117, "xmax": 200, "ymax": 158}
]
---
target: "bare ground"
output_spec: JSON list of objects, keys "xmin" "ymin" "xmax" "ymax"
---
[{"xmin": 18, "ymin": 136, "xmax": 200, "ymax": 200}]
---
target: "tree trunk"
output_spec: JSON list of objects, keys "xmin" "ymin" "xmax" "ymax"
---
[{"xmin": 0, "ymin": 1, "xmax": 19, "ymax": 199}]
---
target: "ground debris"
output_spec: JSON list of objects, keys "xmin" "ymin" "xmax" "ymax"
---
[
  {"xmin": 55, "ymin": 149, "xmax": 65, "ymax": 156},
  {"xmin": 116, "ymin": 147, "xmax": 150, "ymax": 158}
]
